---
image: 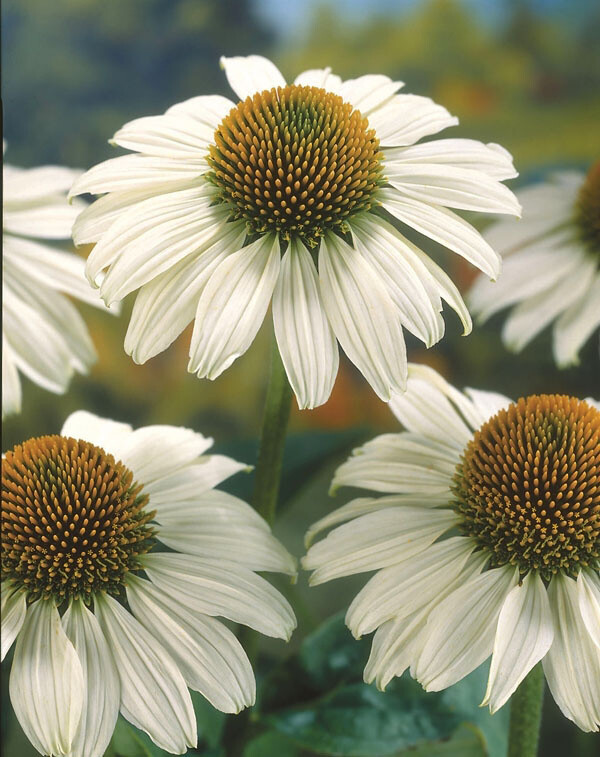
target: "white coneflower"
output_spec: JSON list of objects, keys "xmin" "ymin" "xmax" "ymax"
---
[
  {"xmin": 2, "ymin": 412, "xmax": 296, "ymax": 756},
  {"xmin": 303, "ymin": 365, "xmax": 599, "ymax": 731},
  {"xmin": 2, "ymin": 156, "xmax": 113, "ymax": 417},
  {"xmin": 70, "ymin": 54, "xmax": 520, "ymax": 409},
  {"xmin": 470, "ymin": 163, "xmax": 600, "ymax": 367}
]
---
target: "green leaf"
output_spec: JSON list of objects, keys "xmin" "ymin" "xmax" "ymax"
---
[
  {"xmin": 109, "ymin": 716, "xmax": 171, "ymax": 757},
  {"xmin": 259, "ymin": 613, "xmax": 508, "ymax": 757},
  {"xmin": 191, "ymin": 690, "xmax": 226, "ymax": 750},
  {"xmin": 243, "ymin": 730, "xmax": 301, "ymax": 757}
]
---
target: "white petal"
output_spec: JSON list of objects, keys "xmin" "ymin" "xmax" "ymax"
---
[
  {"xmin": 483, "ymin": 572, "xmax": 554, "ymax": 713},
  {"xmin": 113, "ymin": 425, "xmax": 213, "ymax": 484},
  {"xmin": 10, "ymin": 599, "xmax": 84, "ymax": 756},
  {"xmin": 303, "ymin": 507, "xmax": 457, "ymax": 585},
  {"xmin": 69, "ymin": 154, "xmax": 204, "ymax": 198},
  {"xmin": 189, "ymin": 233, "xmax": 280, "ymax": 380},
  {"xmin": 3, "ymin": 235, "xmax": 111, "ymax": 311},
  {"xmin": 380, "ymin": 188, "xmax": 501, "ymax": 278},
  {"xmin": 385, "ymin": 139, "xmax": 517, "ymax": 180},
  {"xmin": 62, "ymin": 600, "xmax": 120, "ymax": 757},
  {"xmin": 166, "ymin": 94, "xmax": 235, "ymax": 127},
  {"xmin": 350, "ymin": 214, "xmax": 444, "ymax": 346},
  {"xmin": 319, "ymin": 232, "xmax": 407, "ymax": 401},
  {"xmin": 1, "ymin": 583, "xmax": 27, "ymax": 660},
  {"xmin": 145, "ymin": 463, "xmax": 251, "ymax": 509},
  {"xmin": 60, "ymin": 410, "xmax": 133, "ymax": 450},
  {"xmin": 95, "ymin": 187, "xmax": 227, "ymax": 304},
  {"xmin": 339, "ymin": 74, "xmax": 403, "ymax": 114},
  {"xmin": 368, "ymin": 94, "xmax": 458, "ymax": 147},
  {"xmin": 577, "ymin": 570, "xmax": 600, "ymax": 650},
  {"xmin": 4, "ymin": 165, "xmax": 81, "ymax": 202},
  {"xmin": 125, "ymin": 221, "xmax": 246, "ymax": 364},
  {"xmin": 220, "ymin": 55, "xmax": 286, "ymax": 101},
  {"xmin": 2, "ymin": 340, "xmax": 22, "ymax": 417},
  {"xmin": 345, "ymin": 536, "xmax": 476, "ymax": 637},
  {"xmin": 502, "ymin": 255, "xmax": 597, "ymax": 352},
  {"xmin": 293, "ymin": 68, "xmax": 342, "ymax": 92},
  {"xmin": 387, "ymin": 163, "xmax": 520, "ymax": 216},
  {"xmin": 94, "ymin": 593, "xmax": 197, "ymax": 753},
  {"xmin": 3, "ymin": 198, "xmax": 84, "ymax": 239},
  {"xmin": 416, "ymin": 565, "xmax": 519, "ymax": 691},
  {"xmin": 142, "ymin": 553, "xmax": 296, "ymax": 641},
  {"xmin": 111, "ymin": 114, "xmax": 213, "ymax": 158},
  {"xmin": 554, "ymin": 273, "xmax": 600, "ymax": 367},
  {"xmin": 543, "ymin": 574, "xmax": 600, "ymax": 732},
  {"xmin": 273, "ymin": 238, "xmax": 339, "ymax": 409},
  {"xmin": 126, "ymin": 575, "xmax": 255, "ymax": 713},
  {"xmin": 304, "ymin": 493, "xmax": 451, "ymax": 548},
  {"xmin": 463, "ymin": 387, "xmax": 511, "ymax": 423}
]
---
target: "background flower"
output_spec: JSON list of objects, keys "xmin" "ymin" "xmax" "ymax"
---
[
  {"xmin": 2, "ymin": 155, "xmax": 114, "ymax": 418},
  {"xmin": 304, "ymin": 365, "xmax": 600, "ymax": 732},
  {"xmin": 469, "ymin": 165, "xmax": 600, "ymax": 367},
  {"xmin": 70, "ymin": 53, "xmax": 518, "ymax": 409},
  {"xmin": 2, "ymin": 412, "xmax": 296, "ymax": 756}
]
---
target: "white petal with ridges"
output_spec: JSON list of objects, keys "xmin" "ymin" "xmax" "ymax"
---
[
  {"xmin": 9, "ymin": 599, "xmax": 84, "ymax": 756},
  {"xmin": 61, "ymin": 410, "xmax": 133, "ymax": 450},
  {"xmin": 111, "ymin": 114, "xmax": 214, "ymax": 158},
  {"xmin": 166, "ymin": 95, "xmax": 236, "ymax": 127},
  {"xmin": 146, "ymin": 457, "xmax": 250, "ymax": 504},
  {"xmin": 189, "ymin": 234, "xmax": 281, "ymax": 380},
  {"xmin": 143, "ymin": 553, "xmax": 296, "ymax": 641},
  {"xmin": 416, "ymin": 565, "xmax": 519, "ymax": 691},
  {"xmin": 273, "ymin": 238, "xmax": 339, "ymax": 409},
  {"xmin": 483, "ymin": 572, "xmax": 554, "ymax": 713},
  {"xmin": 94, "ymin": 593, "xmax": 196, "ymax": 753},
  {"xmin": 1, "ymin": 583, "xmax": 26, "ymax": 660},
  {"xmin": 4, "ymin": 165, "xmax": 81, "ymax": 202},
  {"xmin": 126, "ymin": 576, "xmax": 255, "ymax": 713},
  {"xmin": 62, "ymin": 600, "xmax": 120, "ymax": 757},
  {"xmin": 319, "ymin": 232, "xmax": 407, "ymax": 401},
  {"xmin": 543, "ymin": 574, "xmax": 600, "ymax": 732},
  {"xmin": 368, "ymin": 94, "xmax": 458, "ymax": 146},
  {"xmin": 2, "ymin": 341, "xmax": 21, "ymax": 417},
  {"xmin": 554, "ymin": 273, "xmax": 600, "ymax": 367},
  {"xmin": 577, "ymin": 570, "xmax": 600, "ymax": 650},
  {"xmin": 339, "ymin": 74, "xmax": 403, "ymax": 114},
  {"xmin": 293, "ymin": 68, "xmax": 342, "ymax": 92},
  {"xmin": 3, "ymin": 198, "xmax": 85, "ymax": 239},
  {"xmin": 220, "ymin": 55, "xmax": 286, "ymax": 101}
]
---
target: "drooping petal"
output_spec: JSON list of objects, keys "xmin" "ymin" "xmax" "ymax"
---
[
  {"xmin": 318, "ymin": 231, "xmax": 407, "ymax": 401},
  {"xmin": 415, "ymin": 565, "xmax": 519, "ymax": 691},
  {"xmin": 554, "ymin": 273, "xmax": 600, "ymax": 367},
  {"xmin": 1, "ymin": 340, "xmax": 22, "ymax": 417},
  {"xmin": 94, "ymin": 593, "xmax": 197, "ymax": 753},
  {"xmin": 189, "ymin": 233, "xmax": 281, "ymax": 380},
  {"xmin": 482, "ymin": 572, "xmax": 554, "ymax": 713},
  {"xmin": 126, "ymin": 575, "xmax": 255, "ymax": 713},
  {"xmin": 1, "ymin": 583, "xmax": 27, "ymax": 660},
  {"xmin": 62, "ymin": 600, "xmax": 120, "ymax": 757},
  {"xmin": 142, "ymin": 553, "xmax": 296, "ymax": 641},
  {"xmin": 9, "ymin": 599, "xmax": 84, "ymax": 756},
  {"xmin": 577, "ymin": 570, "xmax": 600, "ymax": 650},
  {"xmin": 543, "ymin": 574, "xmax": 600, "ymax": 732},
  {"xmin": 273, "ymin": 238, "xmax": 339, "ymax": 409},
  {"xmin": 220, "ymin": 55, "xmax": 286, "ymax": 101},
  {"xmin": 303, "ymin": 507, "xmax": 457, "ymax": 585}
]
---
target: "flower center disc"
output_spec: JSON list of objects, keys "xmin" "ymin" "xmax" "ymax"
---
[
  {"xmin": 576, "ymin": 161, "xmax": 600, "ymax": 257},
  {"xmin": 453, "ymin": 395, "xmax": 600, "ymax": 579},
  {"xmin": 208, "ymin": 84, "xmax": 384, "ymax": 245},
  {"xmin": 2, "ymin": 435, "xmax": 155, "ymax": 603}
]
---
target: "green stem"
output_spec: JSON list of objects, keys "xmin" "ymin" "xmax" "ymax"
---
[
  {"xmin": 508, "ymin": 664, "xmax": 545, "ymax": 757},
  {"xmin": 223, "ymin": 336, "xmax": 292, "ymax": 756},
  {"xmin": 251, "ymin": 334, "xmax": 293, "ymax": 525}
]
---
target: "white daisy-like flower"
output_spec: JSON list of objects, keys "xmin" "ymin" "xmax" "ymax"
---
[
  {"xmin": 303, "ymin": 365, "xmax": 600, "ymax": 731},
  {"xmin": 70, "ymin": 54, "xmax": 520, "ymax": 409},
  {"xmin": 2, "ymin": 157, "xmax": 113, "ymax": 418},
  {"xmin": 1, "ymin": 411, "xmax": 296, "ymax": 756},
  {"xmin": 469, "ymin": 163, "xmax": 600, "ymax": 367}
]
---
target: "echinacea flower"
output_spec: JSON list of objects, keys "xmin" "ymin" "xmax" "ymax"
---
[
  {"xmin": 303, "ymin": 365, "xmax": 599, "ymax": 731},
  {"xmin": 470, "ymin": 164, "xmax": 600, "ymax": 367},
  {"xmin": 2, "ymin": 411, "xmax": 296, "ymax": 756},
  {"xmin": 71, "ymin": 54, "xmax": 519, "ymax": 409},
  {"xmin": 2, "ymin": 156, "xmax": 113, "ymax": 417}
]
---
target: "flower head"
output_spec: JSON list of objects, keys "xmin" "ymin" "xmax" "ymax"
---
[
  {"xmin": 2, "ymin": 154, "xmax": 114, "ymax": 417},
  {"xmin": 2, "ymin": 412, "xmax": 296, "ymax": 756},
  {"xmin": 469, "ymin": 164, "xmax": 600, "ymax": 367},
  {"xmin": 303, "ymin": 365, "xmax": 599, "ymax": 731},
  {"xmin": 71, "ymin": 55, "xmax": 519, "ymax": 409}
]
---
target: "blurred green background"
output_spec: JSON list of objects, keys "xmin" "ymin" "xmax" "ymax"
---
[{"xmin": 2, "ymin": 1, "xmax": 599, "ymax": 755}]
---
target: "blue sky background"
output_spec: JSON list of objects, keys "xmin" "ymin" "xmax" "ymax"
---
[{"xmin": 254, "ymin": 0, "xmax": 592, "ymax": 39}]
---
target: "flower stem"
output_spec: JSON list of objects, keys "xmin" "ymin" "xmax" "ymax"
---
[
  {"xmin": 508, "ymin": 664, "xmax": 545, "ymax": 757},
  {"xmin": 251, "ymin": 333, "xmax": 293, "ymax": 525}
]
